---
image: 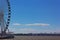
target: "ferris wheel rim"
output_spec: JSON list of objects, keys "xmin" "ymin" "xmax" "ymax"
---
[
  {"xmin": 0, "ymin": 0, "xmax": 11, "ymax": 32},
  {"xmin": 4, "ymin": 0, "xmax": 11, "ymax": 32}
]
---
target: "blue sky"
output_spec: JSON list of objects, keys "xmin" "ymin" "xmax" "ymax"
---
[{"xmin": 9, "ymin": 0, "xmax": 60, "ymax": 33}]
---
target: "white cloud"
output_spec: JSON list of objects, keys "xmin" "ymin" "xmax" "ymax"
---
[
  {"xmin": 9, "ymin": 27, "xmax": 60, "ymax": 33},
  {"xmin": 13, "ymin": 23, "xmax": 50, "ymax": 26},
  {"xmin": 13, "ymin": 23, "xmax": 22, "ymax": 26},
  {"xmin": 25, "ymin": 23, "xmax": 50, "ymax": 26},
  {"xmin": 14, "ymin": 28, "xmax": 40, "ymax": 33},
  {"xmin": 10, "ymin": 28, "xmax": 60, "ymax": 34}
]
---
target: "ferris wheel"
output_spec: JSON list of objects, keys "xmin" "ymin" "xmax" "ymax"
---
[{"xmin": 0, "ymin": 0, "xmax": 14, "ymax": 39}]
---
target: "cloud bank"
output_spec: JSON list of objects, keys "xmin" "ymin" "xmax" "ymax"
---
[
  {"xmin": 18, "ymin": 28, "xmax": 40, "ymax": 33},
  {"xmin": 13, "ymin": 23, "xmax": 50, "ymax": 26},
  {"xmin": 10, "ymin": 28, "xmax": 60, "ymax": 34}
]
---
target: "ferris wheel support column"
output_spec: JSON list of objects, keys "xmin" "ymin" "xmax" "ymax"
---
[{"xmin": 0, "ymin": 11, "xmax": 5, "ymax": 34}]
